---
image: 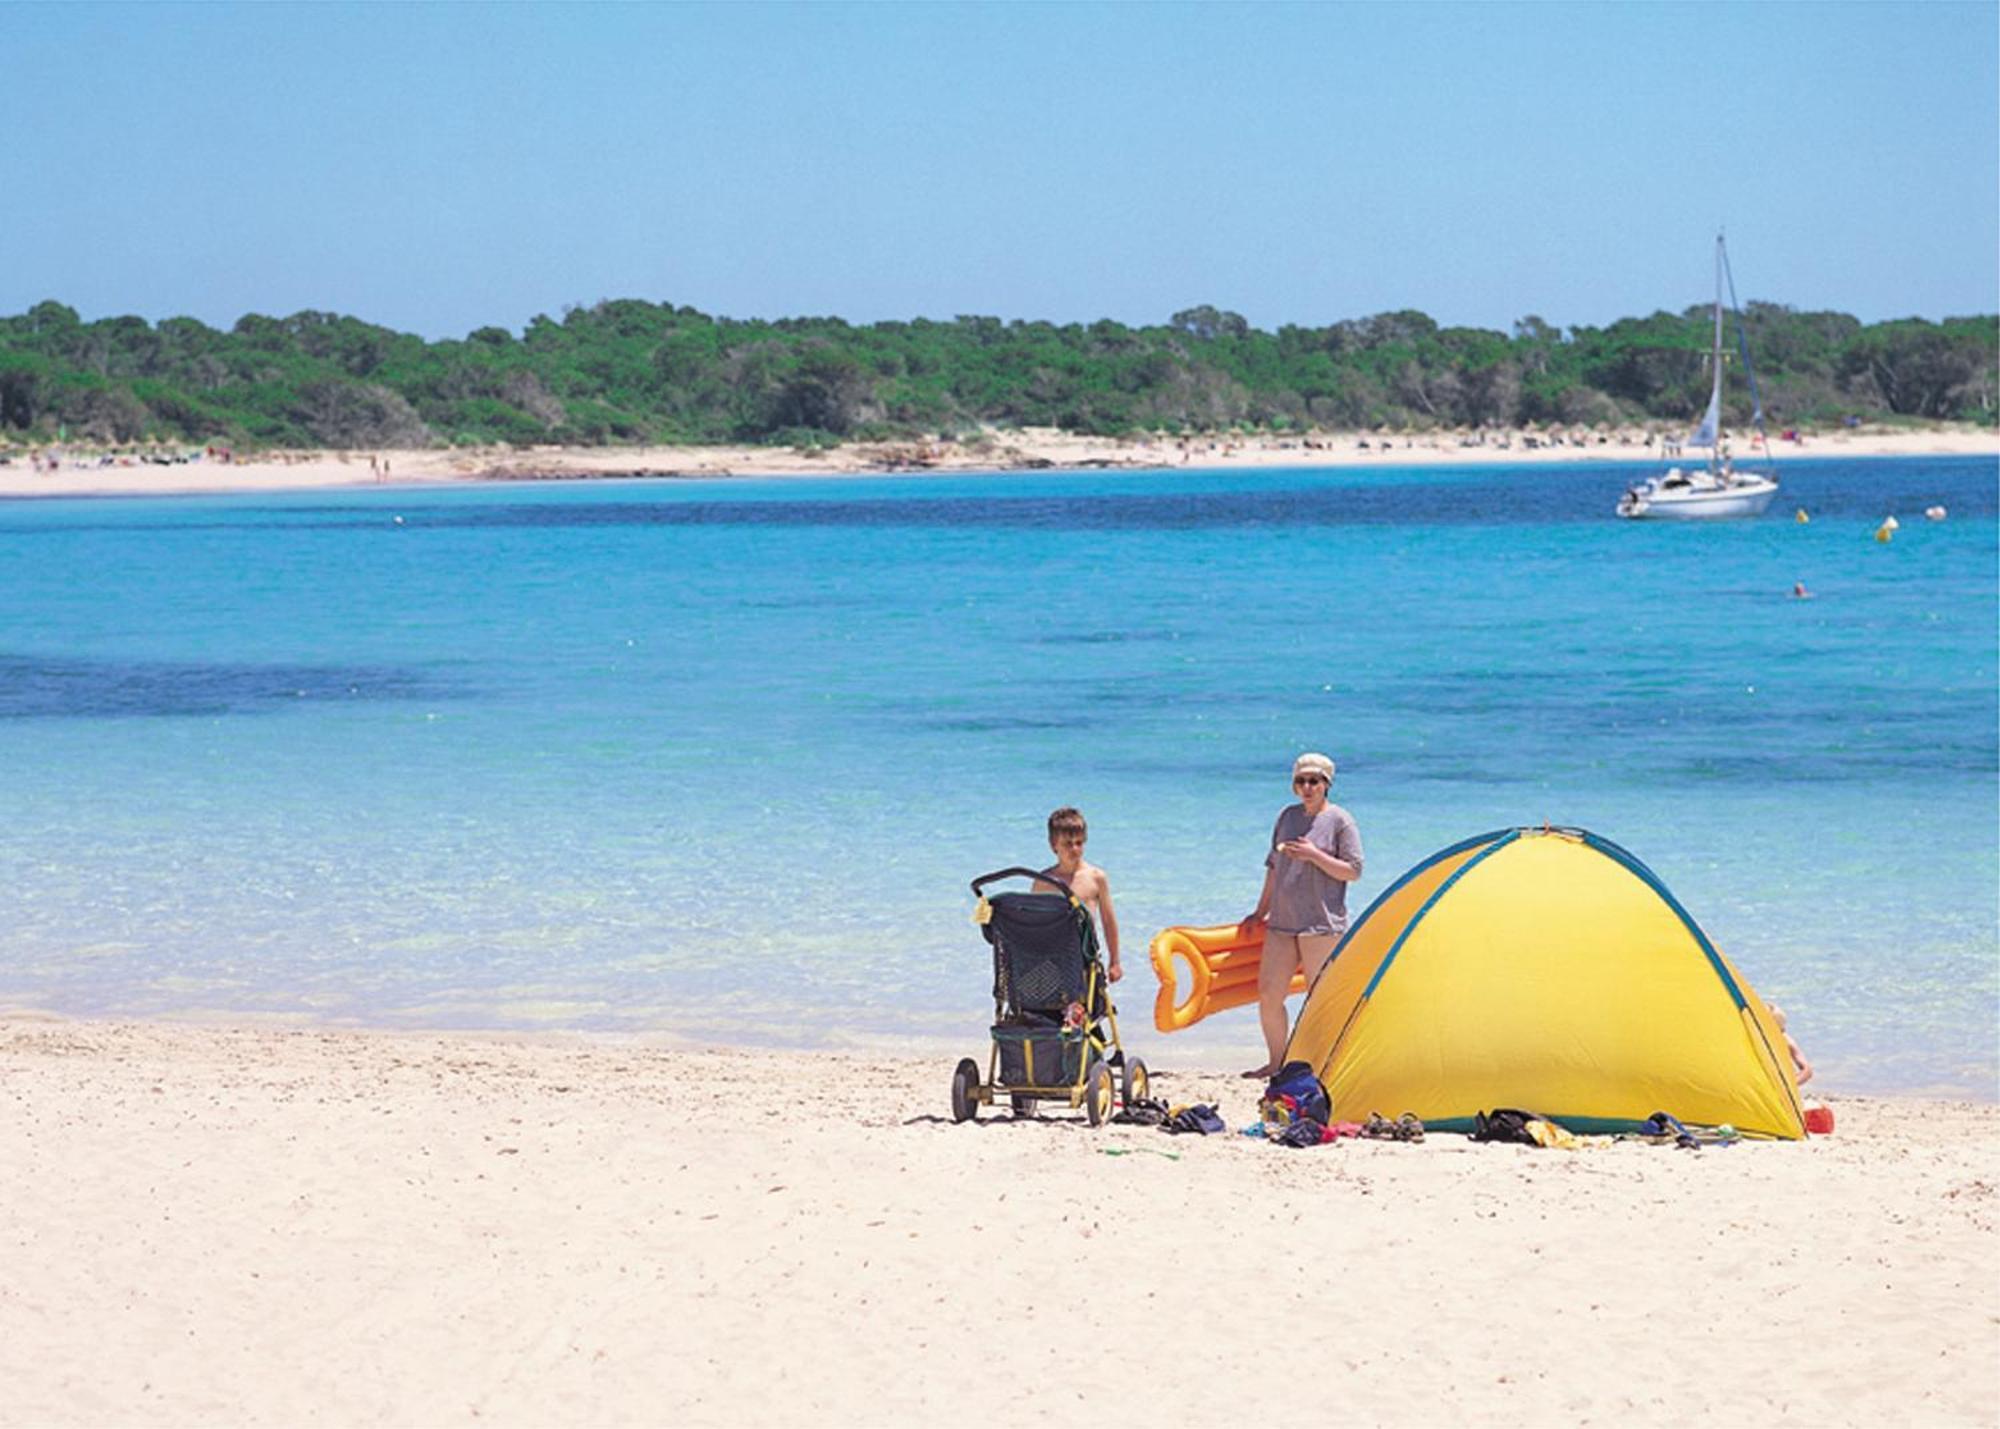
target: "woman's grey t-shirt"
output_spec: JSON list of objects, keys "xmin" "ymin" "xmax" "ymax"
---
[{"xmin": 1265, "ymin": 802, "xmax": 1364, "ymax": 935}]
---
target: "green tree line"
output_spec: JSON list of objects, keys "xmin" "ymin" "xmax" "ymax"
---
[{"xmin": 0, "ymin": 296, "xmax": 1992, "ymax": 449}]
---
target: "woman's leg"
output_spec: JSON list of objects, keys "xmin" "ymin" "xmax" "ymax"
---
[
  {"xmin": 1248, "ymin": 930, "xmax": 1302, "ymax": 1077},
  {"xmin": 1298, "ymin": 932, "xmax": 1339, "ymax": 988}
]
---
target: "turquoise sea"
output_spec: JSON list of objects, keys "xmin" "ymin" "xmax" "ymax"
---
[{"xmin": 1, "ymin": 456, "xmax": 1994, "ymax": 1096}]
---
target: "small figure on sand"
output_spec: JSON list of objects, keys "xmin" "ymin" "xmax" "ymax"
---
[
  {"xmin": 1035, "ymin": 807, "xmax": 1121, "ymax": 983},
  {"xmin": 1240, "ymin": 752, "xmax": 1363, "ymax": 1078}
]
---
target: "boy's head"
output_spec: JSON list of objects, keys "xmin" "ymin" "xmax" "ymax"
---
[{"xmin": 1047, "ymin": 806, "xmax": 1087, "ymax": 856}]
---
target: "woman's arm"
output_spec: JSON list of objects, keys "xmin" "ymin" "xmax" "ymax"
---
[
  {"xmin": 1288, "ymin": 844, "xmax": 1361, "ymax": 881},
  {"xmin": 1282, "ymin": 816, "xmax": 1364, "ymax": 881}
]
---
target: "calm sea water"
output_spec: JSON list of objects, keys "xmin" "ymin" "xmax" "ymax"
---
[{"xmin": 1, "ymin": 456, "xmax": 1994, "ymax": 1095}]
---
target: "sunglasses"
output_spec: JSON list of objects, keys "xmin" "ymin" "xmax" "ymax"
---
[{"xmin": 1293, "ymin": 775, "xmax": 1328, "ymax": 788}]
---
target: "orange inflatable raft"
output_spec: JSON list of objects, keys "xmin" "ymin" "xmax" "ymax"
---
[{"xmin": 1149, "ymin": 923, "xmax": 1304, "ymax": 1033}]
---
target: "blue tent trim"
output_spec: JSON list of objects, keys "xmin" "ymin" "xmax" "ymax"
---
[
  {"xmin": 1303, "ymin": 826, "xmax": 1513, "ymax": 999},
  {"xmin": 1285, "ymin": 828, "xmax": 1514, "ymax": 1074},
  {"xmin": 1359, "ymin": 829, "xmax": 1522, "ymax": 1001},
  {"xmin": 1576, "ymin": 830, "xmax": 1748, "ymax": 1009},
  {"xmin": 1280, "ymin": 824, "xmax": 1512, "ymax": 1072}
]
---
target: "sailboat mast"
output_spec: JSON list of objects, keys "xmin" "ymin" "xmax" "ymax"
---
[{"xmin": 1708, "ymin": 234, "xmax": 1725, "ymax": 474}]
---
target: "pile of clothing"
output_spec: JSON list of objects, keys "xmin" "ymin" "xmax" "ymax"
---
[
  {"xmin": 1254, "ymin": 1062, "xmax": 1426, "ymax": 1149},
  {"xmin": 1114, "ymin": 1097, "xmax": 1226, "ymax": 1135},
  {"xmin": 1469, "ymin": 1108, "xmax": 1742, "ymax": 1150}
]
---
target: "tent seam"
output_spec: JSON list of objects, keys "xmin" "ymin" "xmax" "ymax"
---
[
  {"xmin": 1360, "ymin": 829, "xmax": 1521, "ymax": 1002},
  {"xmin": 1280, "ymin": 828, "xmax": 1510, "ymax": 1069},
  {"xmin": 1581, "ymin": 830, "xmax": 1807, "ymax": 1134},
  {"xmin": 1309, "ymin": 830, "xmax": 1521, "ymax": 1083}
]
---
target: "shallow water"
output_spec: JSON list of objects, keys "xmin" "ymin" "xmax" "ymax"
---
[{"xmin": 1, "ymin": 456, "xmax": 1993, "ymax": 1095}]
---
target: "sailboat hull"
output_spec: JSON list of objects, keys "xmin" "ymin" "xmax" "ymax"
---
[
  {"xmin": 1616, "ymin": 236, "xmax": 1783, "ymax": 523},
  {"xmin": 1617, "ymin": 476, "xmax": 1778, "ymax": 520}
]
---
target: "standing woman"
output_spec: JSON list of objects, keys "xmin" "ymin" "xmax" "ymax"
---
[{"xmin": 1241, "ymin": 752, "xmax": 1363, "ymax": 1078}]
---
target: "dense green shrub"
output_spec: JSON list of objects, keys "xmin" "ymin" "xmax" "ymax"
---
[{"xmin": 0, "ymin": 298, "xmax": 1990, "ymax": 448}]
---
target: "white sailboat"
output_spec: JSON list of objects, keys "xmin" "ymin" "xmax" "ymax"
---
[{"xmin": 1617, "ymin": 236, "xmax": 1779, "ymax": 520}]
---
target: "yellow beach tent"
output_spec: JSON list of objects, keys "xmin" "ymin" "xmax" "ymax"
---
[{"xmin": 1284, "ymin": 827, "xmax": 1806, "ymax": 1139}]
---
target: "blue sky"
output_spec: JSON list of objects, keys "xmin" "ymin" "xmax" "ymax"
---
[{"xmin": 6, "ymin": 1, "xmax": 1995, "ymax": 339}]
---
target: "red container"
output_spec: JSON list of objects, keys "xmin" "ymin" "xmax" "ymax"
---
[{"xmin": 1803, "ymin": 1103, "xmax": 1835, "ymax": 1135}]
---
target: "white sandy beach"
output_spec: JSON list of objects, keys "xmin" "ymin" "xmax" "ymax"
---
[
  {"xmin": 2, "ymin": 1016, "xmax": 1994, "ymax": 1427},
  {"xmin": 1, "ymin": 425, "xmax": 1994, "ymax": 499}
]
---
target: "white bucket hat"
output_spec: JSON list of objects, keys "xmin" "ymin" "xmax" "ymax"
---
[{"xmin": 1292, "ymin": 752, "xmax": 1335, "ymax": 783}]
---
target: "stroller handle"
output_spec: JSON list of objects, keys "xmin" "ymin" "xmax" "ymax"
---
[{"xmin": 970, "ymin": 866, "xmax": 1073, "ymax": 899}]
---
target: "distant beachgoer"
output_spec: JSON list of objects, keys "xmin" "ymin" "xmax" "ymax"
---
[
  {"xmin": 1240, "ymin": 752, "xmax": 1363, "ymax": 1078},
  {"xmin": 1035, "ymin": 807, "xmax": 1121, "ymax": 984},
  {"xmin": 1791, "ymin": 582, "xmax": 1812, "ymax": 599},
  {"xmin": 1767, "ymin": 1003, "xmax": 1814, "ymax": 1086}
]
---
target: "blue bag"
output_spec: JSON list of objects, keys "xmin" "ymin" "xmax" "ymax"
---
[{"xmin": 1261, "ymin": 1060, "xmax": 1330, "ymax": 1127}]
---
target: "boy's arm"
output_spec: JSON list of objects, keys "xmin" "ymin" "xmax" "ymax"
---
[{"xmin": 1096, "ymin": 873, "xmax": 1121, "ymax": 981}]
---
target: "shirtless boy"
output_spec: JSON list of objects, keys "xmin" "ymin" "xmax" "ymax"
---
[{"xmin": 1035, "ymin": 806, "xmax": 1122, "ymax": 983}]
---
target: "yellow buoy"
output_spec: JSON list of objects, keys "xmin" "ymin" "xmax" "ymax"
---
[{"xmin": 1794, "ymin": 508, "xmax": 1810, "ymax": 524}]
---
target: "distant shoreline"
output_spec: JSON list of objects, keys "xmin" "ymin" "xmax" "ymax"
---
[{"xmin": 2, "ymin": 423, "xmax": 1994, "ymax": 499}]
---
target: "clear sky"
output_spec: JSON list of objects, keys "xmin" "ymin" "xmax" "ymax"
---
[{"xmin": 6, "ymin": 1, "xmax": 1995, "ymax": 340}]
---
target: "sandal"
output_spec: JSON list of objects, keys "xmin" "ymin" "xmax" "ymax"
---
[
  {"xmin": 1360, "ymin": 1112, "xmax": 1398, "ymax": 1140},
  {"xmin": 1395, "ymin": 1112, "xmax": 1426, "ymax": 1143}
]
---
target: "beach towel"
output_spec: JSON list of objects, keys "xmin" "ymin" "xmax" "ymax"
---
[{"xmin": 1524, "ymin": 1118, "xmax": 1580, "ymax": 1150}]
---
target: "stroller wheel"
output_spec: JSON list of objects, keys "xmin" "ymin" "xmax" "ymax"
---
[
  {"xmin": 950, "ymin": 1058, "xmax": 981, "ymax": 1123},
  {"xmin": 1122, "ymin": 1056, "xmax": 1150, "ymax": 1108},
  {"xmin": 1084, "ymin": 1059, "xmax": 1115, "ymax": 1128},
  {"xmin": 1010, "ymin": 1094, "xmax": 1038, "ymax": 1119}
]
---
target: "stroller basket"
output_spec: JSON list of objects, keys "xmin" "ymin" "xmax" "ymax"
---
[{"xmin": 993, "ymin": 1023, "xmax": 1082, "ymax": 1088}]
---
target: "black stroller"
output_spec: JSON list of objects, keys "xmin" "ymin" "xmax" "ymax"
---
[{"xmin": 950, "ymin": 867, "xmax": 1148, "ymax": 1125}]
